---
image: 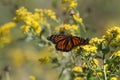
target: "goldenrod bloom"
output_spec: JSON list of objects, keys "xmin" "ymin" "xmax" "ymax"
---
[
  {"xmin": 29, "ymin": 76, "xmax": 36, "ymax": 80},
  {"xmin": 24, "ymin": 17, "xmax": 33, "ymax": 25},
  {"xmin": 61, "ymin": 0, "xmax": 78, "ymax": 10},
  {"xmin": 59, "ymin": 24, "xmax": 78, "ymax": 34},
  {"xmin": 15, "ymin": 7, "xmax": 54, "ymax": 35},
  {"xmin": 110, "ymin": 77, "xmax": 118, "ymax": 80},
  {"xmin": 103, "ymin": 26, "xmax": 120, "ymax": 40},
  {"xmin": 91, "ymin": 58, "xmax": 99, "ymax": 68},
  {"xmin": 93, "ymin": 71, "xmax": 102, "ymax": 76},
  {"xmin": 71, "ymin": 24, "xmax": 78, "ymax": 30},
  {"xmin": 73, "ymin": 13, "xmax": 83, "ymax": 23},
  {"xmin": 93, "ymin": 59, "xmax": 99, "ymax": 65},
  {"xmin": 109, "ymin": 34, "xmax": 120, "ymax": 47},
  {"xmin": 74, "ymin": 77, "xmax": 86, "ymax": 80},
  {"xmin": 82, "ymin": 62, "xmax": 88, "ymax": 68},
  {"xmin": 89, "ymin": 37, "xmax": 104, "ymax": 45},
  {"xmin": 15, "ymin": 7, "xmax": 32, "ymax": 22},
  {"xmin": 44, "ymin": 9, "xmax": 57, "ymax": 21},
  {"xmin": 72, "ymin": 66, "xmax": 83, "ymax": 73},
  {"xmin": 39, "ymin": 57, "xmax": 51, "ymax": 64},
  {"xmin": 0, "ymin": 22, "xmax": 16, "ymax": 48},
  {"xmin": 114, "ymin": 51, "xmax": 120, "ymax": 57},
  {"xmin": 21, "ymin": 25, "xmax": 30, "ymax": 34},
  {"xmin": 69, "ymin": 1, "xmax": 77, "ymax": 8},
  {"xmin": 0, "ymin": 22, "xmax": 16, "ymax": 36},
  {"xmin": 81, "ymin": 45, "xmax": 97, "ymax": 55}
]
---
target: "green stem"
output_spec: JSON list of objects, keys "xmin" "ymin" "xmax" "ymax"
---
[
  {"xmin": 103, "ymin": 54, "xmax": 107, "ymax": 80},
  {"xmin": 58, "ymin": 67, "xmax": 65, "ymax": 80}
]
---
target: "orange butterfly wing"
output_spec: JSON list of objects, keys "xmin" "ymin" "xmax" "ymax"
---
[
  {"xmin": 71, "ymin": 36, "xmax": 89, "ymax": 46},
  {"xmin": 47, "ymin": 35, "xmax": 67, "ymax": 44},
  {"xmin": 55, "ymin": 37, "xmax": 73, "ymax": 52}
]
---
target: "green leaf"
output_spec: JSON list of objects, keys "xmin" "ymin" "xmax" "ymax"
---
[
  {"xmin": 102, "ymin": 47, "xmax": 110, "ymax": 54},
  {"xmin": 87, "ymin": 72, "xmax": 94, "ymax": 80}
]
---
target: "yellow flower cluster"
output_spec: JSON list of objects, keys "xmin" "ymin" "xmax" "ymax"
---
[
  {"xmin": 110, "ymin": 35, "xmax": 120, "ymax": 47},
  {"xmin": 72, "ymin": 66, "xmax": 83, "ymax": 73},
  {"xmin": 61, "ymin": 0, "xmax": 77, "ymax": 10},
  {"xmin": 14, "ymin": 7, "xmax": 57, "ymax": 35},
  {"xmin": 44, "ymin": 9, "xmax": 57, "ymax": 21},
  {"xmin": 0, "ymin": 22, "xmax": 16, "ymax": 36},
  {"xmin": 53, "ymin": 24, "xmax": 78, "ymax": 34},
  {"xmin": 29, "ymin": 76, "xmax": 36, "ymax": 80},
  {"xmin": 93, "ymin": 71, "xmax": 102, "ymax": 76},
  {"xmin": 89, "ymin": 37, "xmax": 104, "ymax": 46},
  {"xmin": 110, "ymin": 77, "xmax": 118, "ymax": 80},
  {"xmin": 56, "ymin": 24, "xmax": 78, "ymax": 34},
  {"xmin": 90, "ymin": 58, "xmax": 99, "ymax": 68},
  {"xmin": 81, "ymin": 45, "xmax": 97, "ymax": 55},
  {"xmin": 73, "ymin": 12, "xmax": 83, "ymax": 23},
  {"xmin": 38, "ymin": 57, "xmax": 51, "ymax": 64},
  {"xmin": 0, "ymin": 22, "xmax": 16, "ymax": 48},
  {"xmin": 103, "ymin": 26, "xmax": 120, "ymax": 47},
  {"xmin": 114, "ymin": 51, "xmax": 120, "ymax": 57},
  {"xmin": 74, "ymin": 77, "xmax": 86, "ymax": 80},
  {"xmin": 103, "ymin": 26, "xmax": 120, "ymax": 40},
  {"xmin": 14, "ymin": 7, "xmax": 41, "ymax": 35}
]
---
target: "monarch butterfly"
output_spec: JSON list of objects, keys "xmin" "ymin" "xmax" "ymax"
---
[{"xmin": 47, "ymin": 34, "xmax": 89, "ymax": 52}]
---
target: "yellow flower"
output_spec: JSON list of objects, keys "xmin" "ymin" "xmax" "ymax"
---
[
  {"xmin": 59, "ymin": 24, "xmax": 71, "ymax": 32},
  {"xmin": 115, "ymin": 35, "xmax": 120, "ymax": 41},
  {"xmin": 25, "ymin": 17, "xmax": 33, "ymax": 25},
  {"xmin": 81, "ymin": 45, "xmax": 97, "ymax": 55},
  {"xmin": 110, "ymin": 77, "xmax": 118, "ymax": 80},
  {"xmin": 0, "ymin": 22, "xmax": 16, "ymax": 36},
  {"xmin": 103, "ymin": 26, "xmax": 120, "ymax": 40},
  {"xmin": 39, "ymin": 57, "xmax": 51, "ymax": 64},
  {"xmin": 73, "ymin": 13, "xmax": 83, "ymax": 23},
  {"xmin": 71, "ymin": 24, "xmax": 78, "ymax": 30},
  {"xmin": 35, "ymin": 26, "xmax": 41, "ymax": 34},
  {"xmin": 89, "ymin": 37, "xmax": 104, "ymax": 45},
  {"xmin": 82, "ymin": 62, "xmax": 88, "ymax": 68},
  {"xmin": 114, "ymin": 51, "xmax": 120, "ymax": 57},
  {"xmin": 72, "ymin": 66, "xmax": 83, "ymax": 73},
  {"xmin": 0, "ymin": 37, "xmax": 11, "ymax": 48},
  {"xmin": 44, "ymin": 9, "xmax": 56, "ymax": 20},
  {"xmin": 93, "ymin": 59, "xmax": 99, "ymax": 65},
  {"xmin": 109, "ymin": 35, "xmax": 120, "ymax": 47},
  {"xmin": 64, "ymin": 24, "xmax": 71, "ymax": 30},
  {"xmin": 61, "ymin": 0, "xmax": 77, "ymax": 10},
  {"xmin": 74, "ymin": 77, "xmax": 86, "ymax": 80},
  {"xmin": 69, "ymin": 1, "xmax": 77, "ymax": 8},
  {"xmin": 59, "ymin": 24, "xmax": 78, "ymax": 33},
  {"xmin": 29, "ymin": 76, "xmax": 36, "ymax": 80},
  {"xmin": 91, "ymin": 58, "xmax": 99, "ymax": 68},
  {"xmin": 74, "ymin": 46, "xmax": 81, "ymax": 53},
  {"xmin": 32, "ymin": 21, "xmax": 40, "ymax": 28},
  {"xmin": 21, "ymin": 25, "xmax": 30, "ymax": 34},
  {"xmin": 93, "ymin": 71, "xmax": 102, "ymax": 76},
  {"xmin": 15, "ymin": 7, "xmax": 32, "ymax": 22}
]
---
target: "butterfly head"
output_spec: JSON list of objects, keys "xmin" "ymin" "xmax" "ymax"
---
[{"xmin": 85, "ymin": 38, "xmax": 90, "ymax": 44}]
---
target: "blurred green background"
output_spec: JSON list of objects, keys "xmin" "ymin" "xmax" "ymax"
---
[{"xmin": 0, "ymin": 0, "xmax": 120, "ymax": 80}]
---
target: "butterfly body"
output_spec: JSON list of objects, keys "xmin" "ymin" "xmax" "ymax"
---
[{"xmin": 47, "ymin": 34, "xmax": 89, "ymax": 52}]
